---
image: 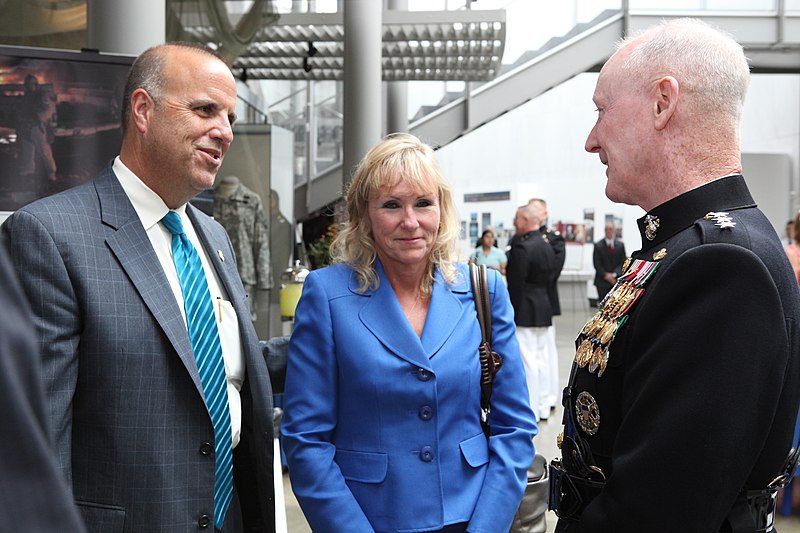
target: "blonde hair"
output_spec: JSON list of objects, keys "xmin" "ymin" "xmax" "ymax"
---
[{"xmin": 330, "ymin": 133, "xmax": 460, "ymax": 295}]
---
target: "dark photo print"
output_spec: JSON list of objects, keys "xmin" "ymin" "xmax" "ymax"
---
[{"xmin": 0, "ymin": 46, "xmax": 132, "ymax": 212}]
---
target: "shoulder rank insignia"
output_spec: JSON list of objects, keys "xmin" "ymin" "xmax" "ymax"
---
[
  {"xmin": 574, "ymin": 257, "xmax": 661, "ymax": 376},
  {"xmin": 704, "ymin": 211, "xmax": 736, "ymax": 229}
]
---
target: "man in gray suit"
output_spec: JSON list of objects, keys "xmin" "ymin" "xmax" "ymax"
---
[{"xmin": 2, "ymin": 43, "xmax": 279, "ymax": 532}]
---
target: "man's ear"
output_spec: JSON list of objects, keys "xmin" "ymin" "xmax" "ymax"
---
[
  {"xmin": 130, "ymin": 88, "xmax": 154, "ymax": 133},
  {"xmin": 653, "ymin": 76, "xmax": 679, "ymax": 130}
]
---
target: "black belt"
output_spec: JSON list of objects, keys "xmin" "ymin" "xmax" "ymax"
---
[
  {"xmin": 549, "ymin": 460, "xmax": 787, "ymax": 532},
  {"xmin": 547, "ymin": 459, "xmax": 604, "ymax": 521},
  {"xmin": 553, "ymin": 378, "xmax": 798, "ymax": 530},
  {"xmin": 724, "ymin": 488, "xmax": 778, "ymax": 533}
]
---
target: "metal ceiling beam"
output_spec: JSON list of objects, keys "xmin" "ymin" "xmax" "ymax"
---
[{"xmin": 180, "ymin": 9, "xmax": 506, "ymax": 81}]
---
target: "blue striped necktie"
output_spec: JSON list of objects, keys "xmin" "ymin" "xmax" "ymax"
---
[{"xmin": 161, "ymin": 211, "xmax": 233, "ymax": 528}]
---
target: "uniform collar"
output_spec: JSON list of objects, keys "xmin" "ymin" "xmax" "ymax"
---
[{"xmin": 636, "ymin": 174, "xmax": 755, "ymax": 251}]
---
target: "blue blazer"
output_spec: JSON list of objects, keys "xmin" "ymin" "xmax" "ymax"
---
[{"xmin": 282, "ymin": 261, "xmax": 537, "ymax": 533}]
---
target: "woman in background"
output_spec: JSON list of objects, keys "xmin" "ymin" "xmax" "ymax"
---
[
  {"xmin": 281, "ymin": 133, "xmax": 536, "ymax": 533},
  {"xmin": 470, "ymin": 228, "xmax": 507, "ymax": 276}
]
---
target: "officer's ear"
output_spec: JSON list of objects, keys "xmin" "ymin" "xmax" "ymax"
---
[{"xmin": 653, "ymin": 76, "xmax": 679, "ymax": 130}]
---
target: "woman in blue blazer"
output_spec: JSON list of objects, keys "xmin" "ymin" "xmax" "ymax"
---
[{"xmin": 282, "ymin": 133, "xmax": 537, "ymax": 532}]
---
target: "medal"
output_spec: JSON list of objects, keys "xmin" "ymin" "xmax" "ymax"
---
[
  {"xmin": 576, "ymin": 338, "xmax": 593, "ymax": 368},
  {"xmin": 573, "ymin": 257, "xmax": 661, "ymax": 377},
  {"xmin": 575, "ymin": 391, "xmax": 600, "ymax": 435}
]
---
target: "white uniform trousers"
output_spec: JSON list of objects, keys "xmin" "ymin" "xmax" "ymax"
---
[
  {"xmin": 545, "ymin": 324, "xmax": 560, "ymax": 411},
  {"xmin": 516, "ymin": 326, "xmax": 551, "ymax": 421}
]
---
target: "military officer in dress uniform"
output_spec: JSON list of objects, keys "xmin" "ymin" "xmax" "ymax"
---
[
  {"xmin": 507, "ymin": 199, "xmax": 566, "ymax": 418},
  {"xmin": 507, "ymin": 202, "xmax": 556, "ymax": 421},
  {"xmin": 529, "ymin": 198, "xmax": 566, "ymax": 415},
  {"xmin": 549, "ymin": 18, "xmax": 800, "ymax": 533}
]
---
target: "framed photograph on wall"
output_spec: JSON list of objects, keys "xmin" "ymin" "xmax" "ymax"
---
[{"xmin": 0, "ymin": 45, "xmax": 133, "ymax": 217}]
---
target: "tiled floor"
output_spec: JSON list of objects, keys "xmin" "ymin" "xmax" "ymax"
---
[{"xmin": 277, "ymin": 308, "xmax": 800, "ymax": 533}]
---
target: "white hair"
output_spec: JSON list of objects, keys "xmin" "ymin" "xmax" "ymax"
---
[{"xmin": 619, "ymin": 18, "xmax": 750, "ymax": 124}]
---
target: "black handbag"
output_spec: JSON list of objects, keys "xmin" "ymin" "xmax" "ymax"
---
[{"xmin": 469, "ymin": 263, "xmax": 548, "ymax": 533}]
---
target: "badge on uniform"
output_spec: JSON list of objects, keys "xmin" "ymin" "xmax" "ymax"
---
[
  {"xmin": 575, "ymin": 391, "xmax": 600, "ymax": 435},
  {"xmin": 644, "ymin": 214, "xmax": 660, "ymax": 241},
  {"xmin": 574, "ymin": 257, "xmax": 661, "ymax": 376}
]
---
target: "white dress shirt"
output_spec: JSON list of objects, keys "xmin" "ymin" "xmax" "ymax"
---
[{"xmin": 113, "ymin": 157, "xmax": 244, "ymax": 447}]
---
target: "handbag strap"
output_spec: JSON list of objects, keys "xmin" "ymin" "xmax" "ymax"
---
[
  {"xmin": 470, "ymin": 263, "xmax": 502, "ymax": 434},
  {"xmin": 470, "ymin": 262, "xmax": 492, "ymax": 346}
]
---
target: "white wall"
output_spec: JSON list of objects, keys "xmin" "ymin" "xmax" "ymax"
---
[
  {"xmin": 435, "ymin": 72, "xmax": 800, "ymax": 289},
  {"xmin": 435, "ymin": 73, "xmax": 641, "ymax": 275},
  {"xmin": 740, "ymin": 74, "xmax": 800, "ymax": 227}
]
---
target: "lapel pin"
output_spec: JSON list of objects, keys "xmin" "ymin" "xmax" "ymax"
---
[{"xmin": 217, "ymin": 250, "xmax": 225, "ymax": 262}]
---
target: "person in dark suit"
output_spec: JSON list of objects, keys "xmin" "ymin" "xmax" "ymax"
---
[
  {"xmin": 529, "ymin": 198, "xmax": 566, "ymax": 415},
  {"xmin": 2, "ymin": 42, "xmax": 281, "ymax": 532},
  {"xmin": 0, "ymin": 241, "xmax": 86, "ymax": 532},
  {"xmin": 528, "ymin": 199, "xmax": 566, "ymax": 317},
  {"xmin": 506, "ymin": 202, "xmax": 556, "ymax": 422},
  {"xmin": 592, "ymin": 221, "xmax": 627, "ymax": 302},
  {"xmin": 550, "ymin": 19, "xmax": 800, "ymax": 532},
  {"xmin": 282, "ymin": 133, "xmax": 537, "ymax": 532}
]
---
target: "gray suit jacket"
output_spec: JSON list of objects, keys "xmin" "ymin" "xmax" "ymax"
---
[{"xmin": 2, "ymin": 164, "xmax": 276, "ymax": 532}]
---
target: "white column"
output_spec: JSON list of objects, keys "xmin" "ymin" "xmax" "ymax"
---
[
  {"xmin": 386, "ymin": 0, "xmax": 408, "ymax": 134},
  {"xmin": 87, "ymin": 0, "xmax": 166, "ymax": 56},
  {"xmin": 343, "ymin": 0, "xmax": 383, "ymax": 185}
]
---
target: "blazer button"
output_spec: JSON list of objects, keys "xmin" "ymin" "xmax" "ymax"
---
[
  {"xmin": 419, "ymin": 405, "xmax": 433, "ymax": 421},
  {"xmin": 199, "ymin": 442, "xmax": 213, "ymax": 456},
  {"xmin": 198, "ymin": 514, "xmax": 211, "ymax": 528},
  {"xmin": 419, "ymin": 446, "xmax": 434, "ymax": 462},
  {"xmin": 417, "ymin": 368, "xmax": 432, "ymax": 382}
]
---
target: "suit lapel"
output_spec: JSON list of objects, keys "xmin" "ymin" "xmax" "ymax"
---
[
  {"xmin": 420, "ymin": 269, "xmax": 469, "ymax": 357},
  {"xmin": 97, "ymin": 170, "xmax": 204, "ymax": 396},
  {"xmin": 358, "ymin": 264, "xmax": 469, "ymax": 369},
  {"xmin": 359, "ymin": 274, "xmax": 431, "ymax": 369},
  {"xmin": 188, "ymin": 206, "xmax": 259, "ymax": 371},
  {"xmin": 188, "ymin": 205, "xmax": 234, "ymax": 299}
]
